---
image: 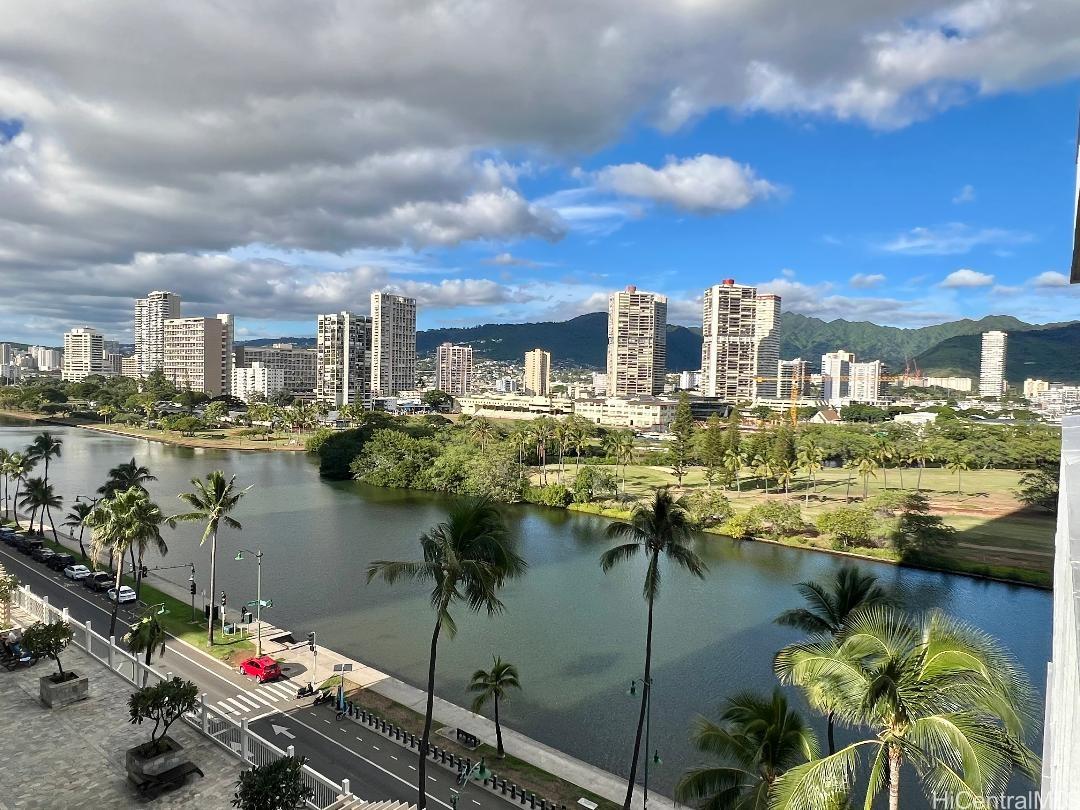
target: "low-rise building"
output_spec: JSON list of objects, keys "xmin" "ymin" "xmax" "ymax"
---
[
  {"xmin": 457, "ymin": 393, "xmax": 574, "ymax": 420},
  {"xmin": 232, "ymin": 362, "xmax": 286, "ymax": 403},
  {"xmin": 121, "ymin": 355, "xmax": 140, "ymax": 377},
  {"xmin": 239, "ymin": 342, "xmax": 318, "ymax": 394},
  {"xmin": 575, "ymin": 396, "xmax": 678, "ymax": 431}
]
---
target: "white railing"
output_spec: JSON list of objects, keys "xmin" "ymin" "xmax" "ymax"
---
[{"xmin": 11, "ymin": 585, "xmax": 352, "ymax": 810}]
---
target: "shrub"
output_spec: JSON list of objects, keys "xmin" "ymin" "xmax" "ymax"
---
[
  {"xmin": 233, "ymin": 755, "xmax": 313, "ymax": 810},
  {"xmin": 721, "ymin": 511, "xmax": 763, "ymax": 541},
  {"xmin": 303, "ymin": 427, "xmax": 335, "ymax": 453},
  {"xmin": 315, "ymin": 428, "xmax": 368, "ymax": 480},
  {"xmin": 525, "ymin": 484, "xmax": 573, "ymax": 508},
  {"xmin": 752, "ymin": 501, "xmax": 804, "ymax": 540},
  {"xmin": 572, "ymin": 465, "xmax": 618, "ymax": 504},
  {"xmin": 22, "ymin": 620, "xmax": 74, "ymax": 681},
  {"xmin": 129, "ymin": 676, "xmax": 200, "ymax": 756},
  {"xmin": 816, "ymin": 507, "xmax": 876, "ymax": 549},
  {"xmin": 684, "ymin": 490, "xmax": 734, "ymax": 528}
]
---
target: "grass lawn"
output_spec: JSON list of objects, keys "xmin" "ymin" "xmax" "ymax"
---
[{"xmin": 80, "ymin": 421, "xmax": 314, "ymax": 452}]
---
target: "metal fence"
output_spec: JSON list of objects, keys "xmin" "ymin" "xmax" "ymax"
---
[{"xmin": 12, "ymin": 585, "xmax": 353, "ymax": 809}]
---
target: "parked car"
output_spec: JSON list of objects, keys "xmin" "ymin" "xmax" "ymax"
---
[
  {"xmin": 47, "ymin": 553, "xmax": 76, "ymax": 572},
  {"xmin": 85, "ymin": 572, "xmax": 113, "ymax": 592},
  {"xmin": 0, "ymin": 531, "xmax": 18, "ymax": 545},
  {"xmin": 31, "ymin": 547, "xmax": 56, "ymax": 563},
  {"xmin": 63, "ymin": 564, "xmax": 92, "ymax": 581},
  {"xmin": 238, "ymin": 656, "xmax": 283, "ymax": 683},
  {"xmin": 106, "ymin": 585, "xmax": 137, "ymax": 604},
  {"xmin": 14, "ymin": 537, "xmax": 41, "ymax": 554}
]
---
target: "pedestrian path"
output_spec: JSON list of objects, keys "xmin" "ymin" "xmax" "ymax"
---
[{"xmin": 214, "ymin": 677, "xmax": 301, "ymax": 717}]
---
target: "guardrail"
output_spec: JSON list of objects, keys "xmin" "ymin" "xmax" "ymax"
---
[{"xmin": 12, "ymin": 584, "xmax": 352, "ymax": 809}]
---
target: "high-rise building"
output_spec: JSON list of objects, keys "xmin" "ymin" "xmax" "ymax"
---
[
  {"xmin": 849, "ymin": 360, "xmax": 885, "ymax": 403},
  {"xmin": 700, "ymin": 280, "xmax": 758, "ymax": 401},
  {"xmin": 316, "ymin": 312, "xmax": 373, "ymax": 407},
  {"xmin": 238, "ymin": 343, "xmax": 317, "ymax": 394},
  {"xmin": 121, "ymin": 355, "xmax": 140, "ymax": 378},
  {"xmin": 523, "ymin": 348, "xmax": 551, "ymax": 396},
  {"xmin": 777, "ymin": 358, "xmax": 809, "ymax": 400},
  {"xmin": 0, "ymin": 344, "xmax": 11, "ymax": 365},
  {"xmin": 370, "ymin": 293, "xmax": 417, "ymax": 397},
  {"xmin": 216, "ymin": 314, "xmax": 234, "ymax": 397},
  {"xmin": 62, "ymin": 327, "xmax": 105, "ymax": 382},
  {"xmin": 607, "ymin": 286, "xmax": 667, "ymax": 397},
  {"xmin": 435, "ymin": 343, "xmax": 473, "ymax": 397},
  {"xmin": 754, "ymin": 294, "xmax": 782, "ymax": 398},
  {"xmin": 28, "ymin": 346, "xmax": 63, "ymax": 371},
  {"xmin": 232, "ymin": 362, "xmax": 285, "ymax": 403},
  {"xmin": 979, "ymin": 331, "xmax": 1008, "ymax": 397},
  {"xmin": 134, "ymin": 290, "xmax": 181, "ymax": 377},
  {"xmin": 162, "ymin": 316, "xmax": 229, "ymax": 395},
  {"xmin": 821, "ymin": 350, "xmax": 855, "ymax": 404}
]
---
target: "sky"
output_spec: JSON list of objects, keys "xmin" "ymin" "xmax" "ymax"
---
[{"xmin": 2, "ymin": 0, "xmax": 1080, "ymax": 345}]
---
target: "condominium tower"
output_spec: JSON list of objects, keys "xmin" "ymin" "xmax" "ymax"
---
[
  {"xmin": 316, "ymin": 312, "xmax": 373, "ymax": 407},
  {"xmin": 237, "ymin": 343, "xmax": 317, "ymax": 395},
  {"xmin": 607, "ymin": 286, "xmax": 667, "ymax": 397},
  {"xmin": 777, "ymin": 358, "xmax": 809, "ymax": 399},
  {"xmin": 435, "ymin": 343, "xmax": 473, "ymax": 397},
  {"xmin": 134, "ymin": 290, "xmax": 181, "ymax": 376},
  {"xmin": 370, "ymin": 293, "xmax": 417, "ymax": 397},
  {"xmin": 849, "ymin": 360, "xmax": 885, "ymax": 403},
  {"xmin": 700, "ymin": 280, "xmax": 781, "ymax": 401},
  {"xmin": 523, "ymin": 348, "xmax": 551, "ymax": 396},
  {"xmin": 821, "ymin": 350, "xmax": 855, "ymax": 404},
  {"xmin": 163, "ymin": 315, "xmax": 232, "ymax": 396},
  {"xmin": 979, "ymin": 331, "xmax": 1008, "ymax": 397},
  {"xmin": 62, "ymin": 327, "xmax": 105, "ymax": 382}
]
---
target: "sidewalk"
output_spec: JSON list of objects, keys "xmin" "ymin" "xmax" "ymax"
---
[{"xmin": 11, "ymin": 511, "xmax": 672, "ymax": 810}]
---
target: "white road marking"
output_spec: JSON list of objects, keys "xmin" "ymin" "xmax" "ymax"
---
[
  {"xmin": 390, "ymin": 755, "xmax": 398, "ymax": 761},
  {"xmin": 216, "ymin": 700, "xmax": 240, "ymax": 715},
  {"xmin": 472, "ymin": 801, "xmax": 481, "ymax": 805},
  {"xmin": 408, "ymin": 765, "xmax": 417, "ymax": 771},
  {"xmin": 428, "ymin": 776, "xmax": 437, "ymax": 783},
  {"xmin": 247, "ymin": 692, "xmax": 277, "ymax": 708},
  {"xmin": 372, "ymin": 745, "xmax": 380, "ymax": 751},
  {"xmin": 232, "ymin": 694, "xmax": 261, "ymax": 710}
]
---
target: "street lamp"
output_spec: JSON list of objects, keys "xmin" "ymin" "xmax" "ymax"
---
[
  {"xmin": 627, "ymin": 677, "xmax": 658, "ymax": 810},
  {"xmin": 234, "ymin": 548, "xmax": 269, "ymax": 657}
]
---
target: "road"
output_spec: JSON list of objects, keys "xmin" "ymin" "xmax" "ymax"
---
[{"xmin": 0, "ymin": 540, "xmax": 504, "ymax": 810}]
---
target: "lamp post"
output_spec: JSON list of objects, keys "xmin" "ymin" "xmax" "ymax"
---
[
  {"xmin": 188, "ymin": 564, "xmax": 196, "ymax": 623},
  {"xmin": 234, "ymin": 548, "xmax": 264, "ymax": 657},
  {"xmin": 628, "ymin": 677, "xmax": 660, "ymax": 810}
]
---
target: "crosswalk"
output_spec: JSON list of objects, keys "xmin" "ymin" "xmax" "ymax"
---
[{"xmin": 214, "ymin": 679, "xmax": 301, "ymax": 717}]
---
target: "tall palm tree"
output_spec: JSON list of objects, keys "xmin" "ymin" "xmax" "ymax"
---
[
  {"xmin": 604, "ymin": 430, "xmax": 635, "ymax": 495},
  {"xmin": 128, "ymin": 496, "xmax": 167, "ymax": 600},
  {"xmin": 19, "ymin": 479, "xmax": 62, "ymax": 540},
  {"xmin": 17, "ymin": 477, "xmax": 47, "ymax": 535},
  {"xmin": 774, "ymin": 460, "xmax": 795, "ymax": 496},
  {"xmin": 367, "ymin": 499, "xmax": 527, "ymax": 810},
  {"xmin": 852, "ymin": 451, "xmax": 877, "ymax": 500},
  {"xmin": 530, "ymin": 418, "xmax": 553, "ymax": 486},
  {"xmin": 675, "ymin": 689, "xmax": 819, "ymax": 810},
  {"xmin": 796, "ymin": 441, "xmax": 824, "ymax": 504},
  {"xmin": 7, "ymin": 453, "xmax": 34, "ymax": 530},
  {"xmin": 946, "ymin": 451, "xmax": 971, "ymax": 498},
  {"xmin": 874, "ymin": 437, "xmax": 895, "ymax": 491},
  {"xmin": 723, "ymin": 448, "xmax": 745, "ymax": 493},
  {"xmin": 124, "ymin": 610, "xmax": 167, "ymax": 669},
  {"xmin": 468, "ymin": 417, "xmax": 497, "ymax": 454},
  {"xmin": 754, "ymin": 454, "xmax": 773, "ymax": 495},
  {"xmin": 468, "ymin": 656, "xmax": 521, "ymax": 758},
  {"xmin": 601, "ymin": 489, "xmax": 708, "ymax": 810},
  {"xmin": 26, "ymin": 432, "xmax": 62, "ymax": 534},
  {"xmin": 552, "ymin": 421, "xmax": 570, "ymax": 483},
  {"xmin": 170, "ymin": 471, "xmax": 250, "ymax": 645},
  {"xmin": 0, "ymin": 448, "xmax": 9, "ymax": 518},
  {"xmin": 87, "ymin": 489, "xmax": 143, "ymax": 636},
  {"xmin": 774, "ymin": 607, "xmax": 1040, "ymax": 810},
  {"xmin": 63, "ymin": 502, "xmax": 95, "ymax": 560},
  {"xmin": 910, "ymin": 441, "xmax": 934, "ymax": 492},
  {"xmin": 773, "ymin": 565, "xmax": 891, "ymax": 754},
  {"xmin": 98, "ymin": 457, "xmax": 157, "ymax": 499}
]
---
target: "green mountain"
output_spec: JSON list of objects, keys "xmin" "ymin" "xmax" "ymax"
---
[{"xmin": 916, "ymin": 322, "xmax": 1080, "ymax": 384}]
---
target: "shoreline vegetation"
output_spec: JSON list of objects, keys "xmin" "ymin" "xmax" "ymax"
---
[{"xmin": 2, "ymin": 401, "xmax": 1058, "ymax": 589}]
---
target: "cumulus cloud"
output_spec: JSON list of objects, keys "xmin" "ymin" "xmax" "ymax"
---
[
  {"xmin": 485, "ymin": 252, "xmax": 539, "ymax": 267},
  {"xmin": 594, "ymin": 154, "xmax": 778, "ymax": 213},
  {"xmin": 1031, "ymin": 270, "xmax": 1070, "ymax": 287},
  {"xmin": 849, "ymin": 273, "xmax": 886, "ymax": 288},
  {"xmin": 940, "ymin": 268, "xmax": 994, "ymax": 288},
  {"xmin": 881, "ymin": 223, "xmax": 1033, "ymax": 255},
  {"xmin": 952, "ymin": 184, "xmax": 976, "ymax": 204}
]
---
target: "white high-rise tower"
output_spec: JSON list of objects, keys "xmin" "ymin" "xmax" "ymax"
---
[
  {"xmin": 134, "ymin": 290, "xmax": 181, "ymax": 377},
  {"xmin": 700, "ymin": 280, "xmax": 782, "ymax": 401},
  {"xmin": 370, "ymin": 292, "xmax": 417, "ymax": 397},
  {"xmin": 979, "ymin": 331, "xmax": 1008, "ymax": 397},
  {"xmin": 607, "ymin": 286, "xmax": 667, "ymax": 397}
]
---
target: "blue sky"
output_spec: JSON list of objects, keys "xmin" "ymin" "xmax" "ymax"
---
[{"xmin": 2, "ymin": 1, "xmax": 1079, "ymax": 344}]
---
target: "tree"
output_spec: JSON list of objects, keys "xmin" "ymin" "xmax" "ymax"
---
[
  {"xmin": 725, "ymin": 407, "xmax": 741, "ymax": 454},
  {"xmin": 851, "ymin": 451, "xmax": 877, "ymax": 500},
  {"xmin": 774, "ymin": 565, "xmax": 890, "ymax": 753},
  {"xmin": 571, "ymin": 465, "xmax": 617, "ymax": 504},
  {"xmin": 722, "ymin": 448, "xmax": 745, "ymax": 493},
  {"xmin": 684, "ymin": 489, "xmax": 734, "ymax": 528},
  {"xmin": 698, "ymin": 413, "xmax": 727, "ymax": 489},
  {"xmin": 26, "ymin": 432, "xmax": 62, "ymax": 532},
  {"xmin": 604, "ymin": 430, "xmax": 635, "ymax": 495},
  {"xmin": 530, "ymin": 418, "xmax": 554, "ymax": 486},
  {"xmin": 23, "ymin": 620, "xmax": 75, "ymax": 680},
  {"xmin": 367, "ymin": 499, "xmax": 526, "ymax": 810},
  {"xmin": 770, "ymin": 425, "xmax": 796, "ymax": 468},
  {"xmin": 99, "ymin": 457, "xmax": 157, "ymax": 499},
  {"xmin": 667, "ymin": 392, "xmax": 695, "ymax": 486},
  {"xmin": 422, "ymin": 389, "xmax": 453, "ymax": 412},
  {"xmin": 233, "ymin": 756, "xmax": 314, "ymax": 810},
  {"xmin": 98, "ymin": 404, "xmax": 116, "ymax": 424},
  {"xmin": 63, "ymin": 502, "xmax": 95, "ymax": 560},
  {"xmin": 774, "ymin": 460, "xmax": 795, "ymax": 495},
  {"xmin": 873, "ymin": 436, "xmax": 896, "ymax": 491},
  {"xmin": 128, "ymin": 495, "xmax": 168, "ymax": 601},
  {"xmin": 128, "ymin": 677, "xmax": 200, "ymax": 756},
  {"xmin": 946, "ymin": 451, "xmax": 971, "ymax": 498},
  {"xmin": 87, "ymin": 488, "xmax": 143, "ymax": 635},
  {"xmin": 1015, "ymin": 462, "xmax": 1059, "ymax": 513},
  {"xmin": 0, "ymin": 448, "xmax": 10, "ymax": 519},
  {"xmin": 796, "ymin": 440, "xmax": 824, "ymax": 504},
  {"xmin": 6, "ymin": 452, "xmax": 33, "ymax": 530},
  {"xmin": 468, "ymin": 656, "xmax": 521, "ymax": 758},
  {"xmin": 815, "ymin": 507, "xmax": 875, "ymax": 549},
  {"xmin": 170, "ymin": 471, "xmax": 250, "ymax": 646},
  {"xmin": 774, "ymin": 608, "xmax": 1040, "ymax": 810},
  {"xmin": 600, "ymin": 489, "xmax": 708, "ymax": 810},
  {"xmin": 124, "ymin": 611, "xmax": 167, "ymax": 668},
  {"xmin": 467, "ymin": 416, "xmax": 498, "ymax": 454},
  {"xmin": 204, "ymin": 400, "xmax": 228, "ymax": 424},
  {"xmin": 675, "ymin": 689, "xmax": 818, "ymax": 810},
  {"xmin": 909, "ymin": 440, "xmax": 934, "ymax": 492},
  {"xmin": 754, "ymin": 454, "xmax": 774, "ymax": 495},
  {"xmin": 0, "ymin": 565, "xmax": 18, "ymax": 628},
  {"xmin": 18, "ymin": 477, "xmax": 61, "ymax": 538},
  {"xmin": 721, "ymin": 511, "xmax": 763, "ymax": 541}
]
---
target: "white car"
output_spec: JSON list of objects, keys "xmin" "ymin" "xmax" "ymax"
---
[
  {"xmin": 63, "ymin": 564, "xmax": 92, "ymax": 580},
  {"xmin": 107, "ymin": 585, "xmax": 137, "ymax": 604}
]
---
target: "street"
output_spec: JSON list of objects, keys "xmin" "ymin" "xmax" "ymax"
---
[{"xmin": 0, "ymin": 541, "xmax": 505, "ymax": 810}]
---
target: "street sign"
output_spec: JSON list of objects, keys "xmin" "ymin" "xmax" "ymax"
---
[{"xmin": 332, "ymin": 663, "xmax": 354, "ymax": 673}]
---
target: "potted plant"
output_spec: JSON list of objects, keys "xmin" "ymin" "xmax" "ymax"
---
[
  {"xmin": 125, "ymin": 676, "xmax": 199, "ymax": 780},
  {"xmin": 22, "ymin": 620, "xmax": 87, "ymax": 708},
  {"xmin": 233, "ymin": 755, "xmax": 313, "ymax": 810}
]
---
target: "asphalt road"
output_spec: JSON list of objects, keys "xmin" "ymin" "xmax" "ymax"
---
[{"xmin": 1, "ymin": 539, "xmax": 506, "ymax": 810}]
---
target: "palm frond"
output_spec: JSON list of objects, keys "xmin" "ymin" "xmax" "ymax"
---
[{"xmin": 599, "ymin": 541, "xmax": 642, "ymax": 572}]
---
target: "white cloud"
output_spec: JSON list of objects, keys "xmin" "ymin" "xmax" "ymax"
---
[
  {"xmin": 849, "ymin": 272, "xmax": 886, "ymax": 288},
  {"xmin": 594, "ymin": 154, "xmax": 779, "ymax": 213},
  {"xmin": 940, "ymin": 268, "xmax": 994, "ymax": 288},
  {"xmin": 485, "ymin": 252, "xmax": 541, "ymax": 267},
  {"xmin": 881, "ymin": 223, "xmax": 1033, "ymax": 255},
  {"xmin": 952, "ymin": 184, "xmax": 976, "ymax": 204},
  {"xmin": 1031, "ymin": 270, "xmax": 1070, "ymax": 287}
]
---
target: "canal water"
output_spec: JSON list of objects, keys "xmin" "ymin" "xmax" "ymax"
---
[{"xmin": 1, "ymin": 419, "xmax": 1052, "ymax": 800}]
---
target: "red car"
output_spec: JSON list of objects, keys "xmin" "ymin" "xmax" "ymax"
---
[{"xmin": 238, "ymin": 656, "xmax": 282, "ymax": 683}]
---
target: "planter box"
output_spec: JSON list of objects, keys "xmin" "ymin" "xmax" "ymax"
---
[
  {"xmin": 39, "ymin": 673, "xmax": 88, "ymax": 708},
  {"xmin": 126, "ymin": 736, "xmax": 185, "ymax": 780}
]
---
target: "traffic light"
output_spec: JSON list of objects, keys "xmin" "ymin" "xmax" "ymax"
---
[
  {"xmin": 140, "ymin": 565, "xmax": 148, "ymax": 579},
  {"xmin": 307, "ymin": 631, "xmax": 316, "ymax": 652},
  {"xmin": 220, "ymin": 591, "xmax": 227, "ymax": 607},
  {"xmin": 189, "ymin": 580, "xmax": 196, "ymax": 596}
]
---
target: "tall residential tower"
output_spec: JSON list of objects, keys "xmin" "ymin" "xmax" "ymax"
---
[
  {"xmin": 700, "ymin": 280, "xmax": 781, "ymax": 401},
  {"xmin": 979, "ymin": 331, "xmax": 1008, "ymax": 397},
  {"xmin": 316, "ymin": 312, "xmax": 373, "ymax": 408},
  {"xmin": 134, "ymin": 290, "xmax": 181, "ymax": 377},
  {"xmin": 523, "ymin": 348, "xmax": 551, "ymax": 396},
  {"xmin": 435, "ymin": 343, "xmax": 473, "ymax": 397},
  {"xmin": 607, "ymin": 286, "xmax": 667, "ymax": 397},
  {"xmin": 370, "ymin": 292, "xmax": 417, "ymax": 397}
]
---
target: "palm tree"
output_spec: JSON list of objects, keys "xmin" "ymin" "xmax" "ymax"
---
[
  {"xmin": 468, "ymin": 656, "xmax": 521, "ymax": 758},
  {"xmin": 552, "ymin": 421, "xmax": 570, "ymax": 483},
  {"xmin": 754, "ymin": 454, "xmax": 773, "ymax": 495},
  {"xmin": 774, "ymin": 460, "xmax": 795, "ymax": 496},
  {"xmin": 19, "ymin": 478, "xmax": 62, "ymax": 540},
  {"xmin": 26, "ymin": 432, "xmax": 62, "ymax": 534},
  {"xmin": 0, "ymin": 448, "xmax": 9, "ymax": 518},
  {"xmin": 98, "ymin": 404, "xmax": 117, "ymax": 424},
  {"xmin": 530, "ymin": 418, "xmax": 553, "ymax": 486},
  {"xmin": 99, "ymin": 457, "xmax": 157, "ymax": 499},
  {"xmin": 601, "ymin": 489, "xmax": 708, "ymax": 810},
  {"xmin": 367, "ymin": 499, "xmax": 527, "ymax": 810},
  {"xmin": 124, "ymin": 610, "xmax": 167, "ymax": 671},
  {"xmin": 723, "ymin": 448, "xmax": 745, "ymax": 493},
  {"xmin": 507, "ymin": 426, "xmax": 529, "ymax": 477},
  {"xmin": 87, "ymin": 489, "xmax": 145, "ymax": 636},
  {"xmin": 128, "ymin": 496, "xmax": 167, "ymax": 600},
  {"xmin": 796, "ymin": 441, "xmax": 823, "ymax": 504},
  {"xmin": 946, "ymin": 451, "xmax": 971, "ymax": 498},
  {"xmin": 604, "ymin": 430, "xmax": 635, "ymax": 495},
  {"xmin": 774, "ymin": 565, "xmax": 891, "ymax": 754},
  {"xmin": 468, "ymin": 417, "xmax": 497, "ymax": 454},
  {"xmin": 852, "ymin": 451, "xmax": 877, "ymax": 500},
  {"xmin": 17, "ymin": 477, "xmax": 47, "ymax": 535},
  {"xmin": 774, "ymin": 607, "xmax": 1040, "ymax": 810},
  {"xmin": 63, "ymin": 501, "xmax": 95, "ymax": 560},
  {"xmin": 170, "ymin": 471, "xmax": 250, "ymax": 646},
  {"xmin": 675, "ymin": 689, "xmax": 819, "ymax": 810},
  {"xmin": 7, "ymin": 452, "xmax": 34, "ymax": 530},
  {"xmin": 910, "ymin": 441, "xmax": 934, "ymax": 492},
  {"xmin": 874, "ymin": 437, "xmax": 895, "ymax": 491}
]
